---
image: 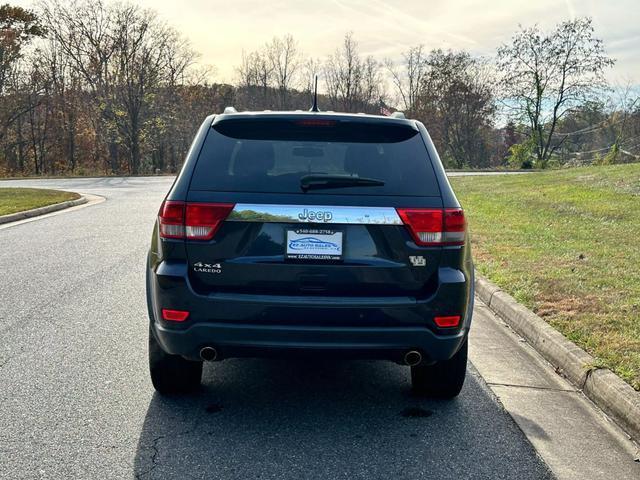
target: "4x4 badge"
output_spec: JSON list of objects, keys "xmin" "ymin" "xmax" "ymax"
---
[
  {"xmin": 409, "ymin": 256, "xmax": 426, "ymax": 267},
  {"xmin": 193, "ymin": 262, "xmax": 222, "ymax": 274}
]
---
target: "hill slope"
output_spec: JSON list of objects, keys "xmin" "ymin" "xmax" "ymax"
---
[{"xmin": 451, "ymin": 164, "xmax": 640, "ymax": 389}]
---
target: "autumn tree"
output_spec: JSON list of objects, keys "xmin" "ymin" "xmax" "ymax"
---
[
  {"xmin": 386, "ymin": 48, "xmax": 496, "ymax": 168},
  {"xmin": 0, "ymin": 4, "xmax": 44, "ymax": 94},
  {"xmin": 422, "ymin": 50, "xmax": 495, "ymax": 168},
  {"xmin": 0, "ymin": 6, "xmax": 631, "ymax": 176},
  {"xmin": 40, "ymin": 0, "xmax": 122, "ymax": 171},
  {"xmin": 0, "ymin": 4, "xmax": 45, "ymax": 143},
  {"xmin": 39, "ymin": 0, "xmax": 195, "ymax": 174}
]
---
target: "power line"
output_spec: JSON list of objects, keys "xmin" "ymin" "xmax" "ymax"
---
[
  {"xmin": 506, "ymin": 116, "xmax": 624, "ymax": 139},
  {"xmin": 551, "ymin": 116, "xmax": 624, "ymax": 137},
  {"xmin": 567, "ymin": 144, "xmax": 614, "ymax": 155},
  {"xmin": 564, "ymin": 136, "xmax": 640, "ymax": 157}
]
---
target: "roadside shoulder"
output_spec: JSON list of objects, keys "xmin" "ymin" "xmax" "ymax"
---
[
  {"xmin": 475, "ymin": 274, "xmax": 640, "ymax": 443},
  {"xmin": 0, "ymin": 195, "xmax": 88, "ymax": 225}
]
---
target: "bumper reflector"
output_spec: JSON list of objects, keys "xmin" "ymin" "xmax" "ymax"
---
[
  {"xmin": 161, "ymin": 309, "xmax": 190, "ymax": 322},
  {"xmin": 434, "ymin": 315, "xmax": 461, "ymax": 328}
]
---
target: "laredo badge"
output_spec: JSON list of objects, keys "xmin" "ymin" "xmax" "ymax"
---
[{"xmin": 193, "ymin": 262, "xmax": 222, "ymax": 274}]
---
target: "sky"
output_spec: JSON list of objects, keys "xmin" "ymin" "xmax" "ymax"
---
[{"xmin": 14, "ymin": 0, "xmax": 640, "ymax": 85}]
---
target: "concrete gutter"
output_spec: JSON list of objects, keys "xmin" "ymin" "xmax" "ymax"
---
[
  {"xmin": 0, "ymin": 196, "xmax": 88, "ymax": 225},
  {"xmin": 476, "ymin": 274, "xmax": 640, "ymax": 443}
]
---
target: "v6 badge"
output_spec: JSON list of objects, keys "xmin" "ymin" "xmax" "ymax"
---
[{"xmin": 409, "ymin": 256, "xmax": 426, "ymax": 267}]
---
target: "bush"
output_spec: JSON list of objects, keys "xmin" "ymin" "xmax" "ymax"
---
[
  {"xmin": 507, "ymin": 138, "xmax": 535, "ymax": 169},
  {"xmin": 602, "ymin": 143, "xmax": 620, "ymax": 165}
]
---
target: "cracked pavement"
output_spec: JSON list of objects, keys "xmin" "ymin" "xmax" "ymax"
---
[{"xmin": 0, "ymin": 176, "xmax": 625, "ymax": 479}]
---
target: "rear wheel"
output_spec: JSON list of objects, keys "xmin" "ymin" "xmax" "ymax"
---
[
  {"xmin": 149, "ymin": 326, "xmax": 203, "ymax": 394},
  {"xmin": 411, "ymin": 338, "xmax": 467, "ymax": 398}
]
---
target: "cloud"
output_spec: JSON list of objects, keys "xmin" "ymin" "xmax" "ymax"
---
[{"xmin": 12, "ymin": 0, "xmax": 640, "ymax": 82}]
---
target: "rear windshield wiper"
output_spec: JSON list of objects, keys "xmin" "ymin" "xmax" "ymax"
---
[{"xmin": 300, "ymin": 174, "xmax": 385, "ymax": 192}]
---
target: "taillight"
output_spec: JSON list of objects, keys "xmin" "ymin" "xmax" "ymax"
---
[
  {"xmin": 396, "ymin": 208, "xmax": 466, "ymax": 246},
  {"xmin": 158, "ymin": 201, "xmax": 234, "ymax": 240},
  {"xmin": 158, "ymin": 201, "xmax": 185, "ymax": 239},
  {"xmin": 185, "ymin": 203, "xmax": 234, "ymax": 240}
]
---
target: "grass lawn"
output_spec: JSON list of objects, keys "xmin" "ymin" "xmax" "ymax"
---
[
  {"xmin": 451, "ymin": 164, "xmax": 640, "ymax": 390},
  {"xmin": 0, "ymin": 188, "xmax": 80, "ymax": 216}
]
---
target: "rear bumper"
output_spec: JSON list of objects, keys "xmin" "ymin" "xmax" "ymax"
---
[
  {"xmin": 148, "ymin": 260, "xmax": 473, "ymax": 362},
  {"xmin": 153, "ymin": 321, "xmax": 468, "ymax": 363}
]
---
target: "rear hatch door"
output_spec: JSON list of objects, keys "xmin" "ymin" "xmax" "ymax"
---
[{"xmin": 185, "ymin": 115, "xmax": 443, "ymax": 298}]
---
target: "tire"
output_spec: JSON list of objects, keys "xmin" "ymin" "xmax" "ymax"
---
[
  {"xmin": 411, "ymin": 337, "xmax": 468, "ymax": 398},
  {"xmin": 149, "ymin": 326, "xmax": 203, "ymax": 394}
]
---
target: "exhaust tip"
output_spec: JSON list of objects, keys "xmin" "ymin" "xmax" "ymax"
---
[
  {"xmin": 404, "ymin": 350, "xmax": 422, "ymax": 366},
  {"xmin": 200, "ymin": 347, "xmax": 218, "ymax": 362}
]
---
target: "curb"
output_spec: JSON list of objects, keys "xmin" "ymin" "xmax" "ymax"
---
[
  {"xmin": 475, "ymin": 274, "xmax": 640, "ymax": 443},
  {"xmin": 0, "ymin": 196, "xmax": 88, "ymax": 225},
  {"xmin": 0, "ymin": 174, "xmax": 175, "ymax": 181}
]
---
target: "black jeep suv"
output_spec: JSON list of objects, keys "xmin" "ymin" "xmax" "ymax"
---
[{"xmin": 146, "ymin": 110, "xmax": 473, "ymax": 397}]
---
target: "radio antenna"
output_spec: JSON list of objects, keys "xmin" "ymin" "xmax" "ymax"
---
[{"xmin": 309, "ymin": 75, "xmax": 320, "ymax": 112}]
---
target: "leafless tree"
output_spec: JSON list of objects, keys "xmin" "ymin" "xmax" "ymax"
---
[
  {"xmin": 597, "ymin": 82, "xmax": 640, "ymax": 162},
  {"xmin": 325, "ymin": 32, "xmax": 363, "ymax": 112},
  {"xmin": 236, "ymin": 48, "xmax": 273, "ymax": 109},
  {"xmin": 324, "ymin": 32, "xmax": 384, "ymax": 113},
  {"xmin": 497, "ymin": 17, "xmax": 615, "ymax": 167},
  {"xmin": 385, "ymin": 45, "xmax": 428, "ymax": 115},
  {"xmin": 302, "ymin": 57, "xmax": 322, "ymax": 94},
  {"xmin": 236, "ymin": 50, "xmax": 257, "ymax": 89},
  {"xmin": 37, "ymin": 37, "xmax": 83, "ymax": 172},
  {"xmin": 361, "ymin": 55, "xmax": 386, "ymax": 113},
  {"xmin": 267, "ymin": 34, "xmax": 300, "ymax": 109}
]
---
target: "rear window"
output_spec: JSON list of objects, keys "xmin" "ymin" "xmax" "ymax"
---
[{"xmin": 190, "ymin": 118, "xmax": 439, "ymax": 196}]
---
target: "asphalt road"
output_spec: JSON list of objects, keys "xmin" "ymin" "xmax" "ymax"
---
[{"xmin": 0, "ymin": 177, "xmax": 553, "ymax": 480}]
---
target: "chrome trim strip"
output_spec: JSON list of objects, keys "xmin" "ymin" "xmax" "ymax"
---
[{"xmin": 228, "ymin": 204, "xmax": 403, "ymax": 225}]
